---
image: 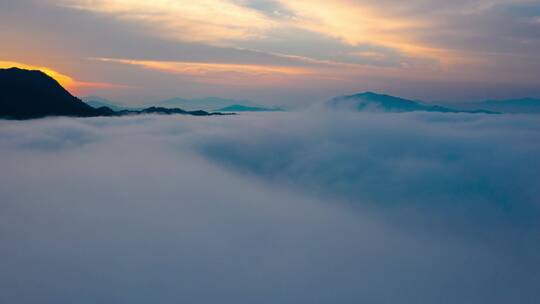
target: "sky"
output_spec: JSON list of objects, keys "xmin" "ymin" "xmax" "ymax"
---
[
  {"xmin": 1, "ymin": 111, "xmax": 540, "ymax": 303},
  {"xmin": 1, "ymin": 0, "xmax": 540, "ymax": 105}
]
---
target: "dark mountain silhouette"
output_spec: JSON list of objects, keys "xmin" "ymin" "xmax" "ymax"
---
[
  {"xmin": 0, "ymin": 68, "xmax": 227, "ymax": 119},
  {"xmin": 117, "ymin": 107, "xmax": 227, "ymax": 116},
  {"xmin": 0, "ymin": 67, "xmax": 107, "ymax": 119},
  {"xmin": 157, "ymin": 96, "xmax": 259, "ymax": 111},
  {"xmin": 215, "ymin": 105, "xmax": 284, "ymax": 112},
  {"xmin": 329, "ymin": 92, "xmax": 497, "ymax": 114}
]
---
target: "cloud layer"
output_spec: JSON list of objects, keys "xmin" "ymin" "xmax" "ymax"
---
[{"xmin": 1, "ymin": 111, "xmax": 539, "ymax": 303}]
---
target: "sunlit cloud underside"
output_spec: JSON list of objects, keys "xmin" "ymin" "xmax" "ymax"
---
[{"xmin": 57, "ymin": 0, "xmax": 451, "ymax": 61}]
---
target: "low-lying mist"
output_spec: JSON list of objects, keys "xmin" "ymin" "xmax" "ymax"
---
[{"xmin": 1, "ymin": 111, "xmax": 539, "ymax": 303}]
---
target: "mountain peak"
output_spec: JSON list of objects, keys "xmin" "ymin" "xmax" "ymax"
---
[
  {"xmin": 0, "ymin": 67, "xmax": 98, "ymax": 119},
  {"xmin": 329, "ymin": 91, "xmax": 497, "ymax": 114},
  {"xmin": 331, "ymin": 91, "xmax": 422, "ymax": 112},
  {"xmin": 216, "ymin": 104, "xmax": 284, "ymax": 112},
  {"xmin": 356, "ymin": 91, "xmax": 384, "ymax": 97}
]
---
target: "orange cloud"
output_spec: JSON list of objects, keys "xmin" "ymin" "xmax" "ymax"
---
[
  {"xmin": 91, "ymin": 57, "xmax": 315, "ymax": 87},
  {"xmin": 93, "ymin": 57, "xmax": 309, "ymax": 75}
]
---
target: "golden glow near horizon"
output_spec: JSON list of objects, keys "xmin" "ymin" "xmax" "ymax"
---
[
  {"xmin": 0, "ymin": 61, "xmax": 77, "ymax": 91},
  {"xmin": 0, "ymin": 61, "xmax": 128, "ymax": 94}
]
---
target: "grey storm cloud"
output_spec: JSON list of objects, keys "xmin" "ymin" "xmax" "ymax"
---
[{"xmin": 1, "ymin": 111, "xmax": 540, "ymax": 303}]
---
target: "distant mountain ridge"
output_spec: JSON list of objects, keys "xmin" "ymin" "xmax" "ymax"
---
[
  {"xmin": 0, "ymin": 68, "xmax": 227, "ymax": 119},
  {"xmin": 82, "ymin": 96, "xmax": 133, "ymax": 111},
  {"xmin": 85, "ymin": 95, "xmax": 283, "ymax": 113},
  {"xmin": 157, "ymin": 97, "xmax": 261, "ymax": 111},
  {"xmin": 216, "ymin": 105, "xmax": 284, "ymax": 112},
  {"xmin": 440, "ymin": 98, "xmax": 540, "ymax": 114},
  {"xmin": 329, "ymin": 92, "xmax": 497, "ymax": 114}
]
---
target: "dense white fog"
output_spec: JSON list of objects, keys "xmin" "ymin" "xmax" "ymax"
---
[{"xmin": 1, "ymin": 111, "xmax": 540, "ymax": 303}]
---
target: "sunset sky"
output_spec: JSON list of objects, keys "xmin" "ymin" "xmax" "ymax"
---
[{"xmin": 1, "ymin": 0, "xmax": 540, "ymax": 105}]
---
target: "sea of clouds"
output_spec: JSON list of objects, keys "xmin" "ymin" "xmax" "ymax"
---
[{"xmin": 1, "ymin": 110, "xmax": 539, "ymax": 303}]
